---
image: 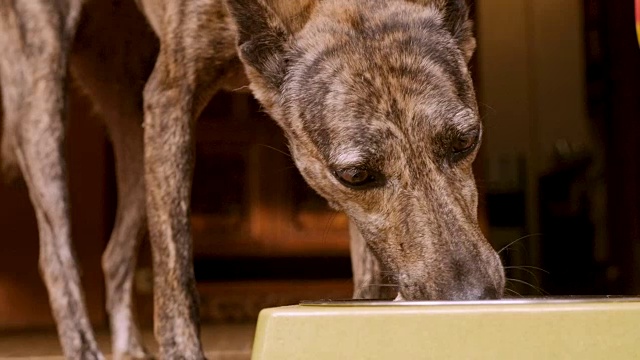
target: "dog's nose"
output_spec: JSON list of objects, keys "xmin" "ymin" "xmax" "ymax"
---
[{"xmin": 479, "ymin": 286, "xmax": 500, "ymax": 300}]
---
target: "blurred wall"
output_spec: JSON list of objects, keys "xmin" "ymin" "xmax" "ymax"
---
[
  {"xmin": 476, "ymin": 0, "xmax": 591, "ymax": 266},
  {"xmin": 478, "ymin": 0, "xmax": 589, "ymax": 175}
]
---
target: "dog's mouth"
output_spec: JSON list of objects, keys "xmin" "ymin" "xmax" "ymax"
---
[
  {"xmin": 395, "ymin": 284, "xmax": 503, "ymax": 301},
  {"xmin": 391, "ymin": 266, "xmax": 505, "ymax": 301}
]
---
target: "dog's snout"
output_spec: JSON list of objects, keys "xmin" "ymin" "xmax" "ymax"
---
[
  {"xmin": 452, "ymin": 281, "xmax": 502, "ymax": 301},
  {"xmin": 398, "ymin": 246, "xmax": 505, "ymax": 301}
]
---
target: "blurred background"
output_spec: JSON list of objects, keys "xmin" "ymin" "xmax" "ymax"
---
[{"xmin": 0, "ymin": 0, "xmax": 638, "ymax": 334}]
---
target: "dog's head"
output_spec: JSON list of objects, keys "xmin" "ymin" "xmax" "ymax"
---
[{"xmin": 226, "ymin": 0, "xmax": 504, "ymax": 300}]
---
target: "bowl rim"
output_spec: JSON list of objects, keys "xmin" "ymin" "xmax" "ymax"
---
[{"xmin": 300, "ymin": 296, "xmax": 640, "ymax": 307}]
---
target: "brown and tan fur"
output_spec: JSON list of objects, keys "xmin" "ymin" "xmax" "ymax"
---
[{"xmin": 0, "ymin": 0, "xmax": 505, "ymax": 358}]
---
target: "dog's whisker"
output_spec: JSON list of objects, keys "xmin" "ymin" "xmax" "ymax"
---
[
  {"xmin": 478, "ymin": 101, "xmax": 497, "ymax": 113},
  {"xmin": 503, "ymin": 265, "xmax": 550, "ymax": 274},
  {"xmin": 504, "ymin": 287, "xmax": 523, "ymax": 298},
  {"xmin": 321, "ymin": 211, "xmax": 338, "ymax": 245},
  {"xmin": 257, "ymin": 143, "xmax": 292, "ymax": 158},
  {"xmin": 504, "ymin": 267, "xmax": 543, "ymax": 286},
  {"xmin": 497, "ymin": 233, "xmax": 543, "ymax": 254},
  {"xmin": 506, "ymin": 278, "xmax": 549, "ymax": 295}
]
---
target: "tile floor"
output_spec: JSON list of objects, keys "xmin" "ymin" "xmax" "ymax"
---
[{"xmin": 0, "ymin": 323, "xmax": 256, "ymax": 359}]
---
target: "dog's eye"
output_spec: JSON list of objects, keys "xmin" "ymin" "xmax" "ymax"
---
[
  {"xmin": 451, "ymin": 130, "xmax": 480, "ymax": 157},
  {"xmin": 334, "ymin": 167, "xmax": 377, "ymax": 188}
]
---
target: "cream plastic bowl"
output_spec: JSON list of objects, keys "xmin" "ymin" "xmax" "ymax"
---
[{"xmin": 251, "ymin": 297, "xmax": 640, "ymax": 360}]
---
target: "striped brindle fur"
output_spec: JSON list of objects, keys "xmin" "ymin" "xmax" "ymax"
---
[{"xmin": 0, "ymin": 0, "xmax": 504, "ymax": 358}]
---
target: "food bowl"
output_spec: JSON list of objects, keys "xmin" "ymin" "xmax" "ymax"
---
[{"xmin": 251, "ymin": 297, "xmax": 640, "ymax": 359}]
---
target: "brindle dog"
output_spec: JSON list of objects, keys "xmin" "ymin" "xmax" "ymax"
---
[{"xmin": 0, "ymin": 0, "xmax": 505, "ymax": 358}]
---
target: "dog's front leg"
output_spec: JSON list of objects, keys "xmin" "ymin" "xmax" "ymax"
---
[
  {"xmin": 0, "ymin": 1, "xmax": 103, "ymax": 359},
  {"xmin": 143, "ymin": 56, "xmax": 204, "ymax": 360},
  {"xmin": 140, "ymin": 1, "xmax": 239, "ymax": 357}
]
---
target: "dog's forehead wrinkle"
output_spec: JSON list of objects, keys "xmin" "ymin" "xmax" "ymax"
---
[
  {"xmin": 299, "ymin": 0, "xmax": 443, "ymax": 40},
  {"xmin": 331, "ymin": 55, "xmax": 467, "ymax": 128},
  {"xmin": 282, "ymin": 33, "xmax": 471, "ymax": 151},
  {"xmin": 288, "ymin": 1, "xmax": 463, "ymax": 83}
]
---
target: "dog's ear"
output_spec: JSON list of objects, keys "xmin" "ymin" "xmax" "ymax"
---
[
  {"xmin": 408, "ymin": 0, "xmax": 476, "ymax": 62},
  {"xmin": 225, "ymin": 0, "xmax": 314, "ymax": 90}
]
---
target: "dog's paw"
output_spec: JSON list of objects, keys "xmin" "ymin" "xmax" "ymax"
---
[{"xmin": 70, "ymin": 350, "xmax": 105, "ymax": 360}]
